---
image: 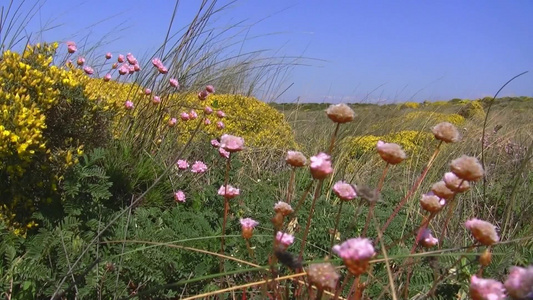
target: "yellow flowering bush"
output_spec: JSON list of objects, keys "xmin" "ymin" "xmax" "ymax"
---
[
  {"xmin": 0, "ymin": 43, "xmax": 112, "ymax": 231},
  {"xmin": 403, "ymin": 111, "xmax": 465, "ymax": 125},
  {"xmin": 345, "ymin": 130, "xmax": 433, "ymax": 158},
  {"xmin": 400, "ymin": 102, "xmax": 420, "ymax": 109},
  {"xmin": 458, "ymin": 100, "xmax": 485, "ymax": 120}
]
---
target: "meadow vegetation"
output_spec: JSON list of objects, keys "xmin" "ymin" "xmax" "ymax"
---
[{"xmin": 1, "ymin": 1, "xmax": 532, "ymax": 299}]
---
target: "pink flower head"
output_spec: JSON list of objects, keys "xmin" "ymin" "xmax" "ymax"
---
[
  {"xmin": 220, "ymin": 134, "xmax": 244, "ymax": 153},
  {"xmin": 126, "ymin": 53, "xmax": 137, "ymax": 65},
  {"xmin": 158, "ymin": 66, "xmax": 168, "ymax": 74},
  {"xmin": 276, "ymin": 231, "xmax": 295, "ymax": 247},
  {"xmin": 117, "ymin": 54, "xmax": 125, "ymax": 63},
  {"xmin": 151, "ymin": 58, "xmax": 163, "ymax": 67},
  {"xmin": 133, "ymin": 64, "xmax": 141, "ymax": 72},
  {"xmin": 83, "ymin": 66, "xmax": 94, "ymax": 75},
  {"xmin": 189, "ymin": 110, "xmax": 198, "ymax": 120},
  {"xmin": 176, "ymin": 159, "xmax": 189, "ymax": 170},
  {"xmin": 333, "ymin": 238, "xmax": 375, "ymax": 261},
  {"xmin": 376, "ymin": 140, "xmax": 406, "ymax": 165},
  {"xmin": 174, "ymin": 190, "xmax": 186, "ymax": 203},
  {"xmin": 103, "ymin": 73, "xmax": 112, "ymax": 82},
  {"xmin": 168, "ymin": 118, "xmax": 177, "ymax": 127},
  {"xmin": 204, "ymin": 118, "xmax": 211, "ymax": 125},
  {"xmin": 333, "ymin": 181, "xmax": 357, "ymax": 201},
  {"xmin": 504, "ymin": 265, "xmax": 533, "ymax": 299},
  {"xmin": 128, "ymin": 65, "xmax": 135, "ymax": 74},
  {"xmin": 218, "ymin": 184, "xmax": 240, "ymax": 199},
  {"xmin": 211, "ymin": 139, "xmax": 220, "ymax": 148},
  {"xmin": 419, "ymin": 228, "xmax": 439, "ymax": 248},
  {"xmin": 169, "ymin": 78, "xmax": 179, "ymax": 88},
  {"xmin": 152, "ymin": 96, "xmax": 161, "ymax": 104},
  {"xmin": 205, "ymin": 85, "xmax": 215, "ymax": 93},
  {"xmin": 240, "ymin": 218, "xmax": 259, "ymax": 229},
  {"xmin": 470, "ymin": 275, "xmax": 506, "ymax": 300},
  {"xmin": 105, "ymin": 52, "xmax": 112, "ymax": 59},
  {"xmin": 309, "ymin": 152, "xmax": 333, "ymax": 179},
  {"xmin": 144, "ymin": 88, "xmax": 151, "ymax": 95},
  {"xmin": 286, "ymin": 151, "xmax": 307, "ymax": 167},
  {"xmin": 198, "ymin": 90, "xmax": 209, "ymax": 100},
  {"xmin": 216, "ymin": 110, "xmax": 226, "ymax": 118},
  {"xmin": 216, "ymin": 121, "xmax": 225, "ymax": 130},
  {"xmin": 76, "ymin": 57, "xmax": 85, "ymax": 66},
  {"xmin": 124, "ymin": 100, "xmax": 134, "ymax": 110},
  {"xmin": 191, "ymin": 161, "xmax": 208, "ymax": 173},
  {"xmin": 204, "ymin": 106, "xmax": 213, "ymax": 114},
  {"xmin": 66, "ymin": 41, "xmax": 77, "ymax": 54},
  {"xmin": 180, "ymin": 112, "xmax": 190, "ymax": 121},
  {"xmin": 465, "ymin": 218, "xmax": 499, "ymax": 246},
  {"xmin": 218, "ymin": 147, "xmax": 230, "ymax": 159},
  {"xmin": 118, "ymin": 64, "xmax": 129, "ymax": 75},
  {"xmin": 274, "ymin": 201, "xmax": 294, "ymax": 216}
]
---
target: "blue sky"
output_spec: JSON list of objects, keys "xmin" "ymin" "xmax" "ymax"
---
[{"xmin": 17, "ymin": 0, "xmax": 533, "ymax": 103}]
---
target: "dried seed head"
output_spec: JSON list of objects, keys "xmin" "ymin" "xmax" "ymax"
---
[
  {"xmin": 504, "ymin": 265, "xmax": 533, "ymax": 299},
  {"xmin": 274, "ymin": 201, "xmax": 294, "ymax": 216},
  {"xmin": 326, "ymin": 103, "xmax": 355, "ymax": 123},
  {"xmin": 431, "ymin": 181, "xmax": 455, "ymax": 200},
  {"xmin": 420, "ymin": 193, "xmax": 445, "ymax": 213},
  {"xmin": 450, "ymin": 155, "xmax": 484, "ymax": 182},
  {"xmin": 306, "ymin": 262, "xmax": 340, "ymax": 291},
  {"xmin": 443, "ymin": 172, "xmax": 470, "ymax": 192},
  {"xmin": 376, "ymin": 141, "xmax": 406, "ymax": 165},
  {"xmin": 432, "ymin": 122, "xmax": 461, "ymax": 143},
  {"xmin": 465, "ymin": 218, "xmax": 499, "ymax": 246},
  {"xmin": 469, "ymin": 275, "xmax": 506, "ymax": 300},
  {"xmin": 285, "ymin": 151, "xmax": 307, "ymax": 167}
]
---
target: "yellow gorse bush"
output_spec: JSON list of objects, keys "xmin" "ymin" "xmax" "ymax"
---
[
  {"xmin": 345, "ymin": 130, "xmax": 433, "ymax": 157},
  {"xmin": 0, "ymin": 43, "xmax": 112, "ymax": 232},
  {"xmin": 399, "ymin": 102, "xmax": 420, "ymax": 109},
  {"xmin": 403, "ymin": 111, "xmax": 465, "ymax": 125}
]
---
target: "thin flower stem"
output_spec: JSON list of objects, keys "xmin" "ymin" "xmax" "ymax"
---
[
  {"xmin": 348, "ymin": 275, "xmax": 360, "ymax": 300},
  {"xmin": 333, "ymin": 273, "xmax": 352, "ymax": 300},
  {"xmin": 286, "ymin": 167, "xmax": 296, "ymax": 204},
  {"xmin": 299, "ymin": 179, "xmax": 324, "ymax": 260},
  {"xmin": 381, "ymin": 140, "xmax": 443, "ymax": 233},
  {"xmin": 328, "ymin": 123, "xmax": 341, "ymax": 154},
  {"xmin": 219, "ymin": 153, "xmax": 232, "ymax": 272},
  {"xmin": 329, "ymin": 201, "xmax": 344, "ymax": 256},
  {"xmin": 440, "ymin": 188, "xmax": 461, "ymax": 242},
  {"xmin": 377, "ymin": 163, "xmax": 390, "ymax": 192},
  {"xmin": 427, "ymin": 244, "xmax": 476, "ymax": 297},
  {"xmin": 245, "ymin": 239, "xmax": 256, "ymax": 263},
  {"xmin": 315, "ymin": 288, "xmax": 324, "ymax": 300},
  {"xmin": 362, "ymin": 162, "xmax": 390, "ymax": 237}
]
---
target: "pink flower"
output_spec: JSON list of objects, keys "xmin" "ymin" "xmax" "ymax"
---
[
  {"xmin": 218, "ymin": 185, "xmax": 240, "ymax": 199},
  {"xmin": 220, "ymin": 134, "xmax": 244, "ymax": 152},
  {"xmin": 376, "ymin": 141, "xmax": 406, "ymax": 165},
  {"xmin": 105, "ymin": 52, "xmax": 112, "ymax": 59},
  {"xmin": 103, "ymin": 73, "xmax": 112, "ymax": 82},
  {"xmin": 204, "ymin": 106, "xmax": 213, "ymax": 114},
  {"xmin": 66, "ymin": 41, "xmax": 77, "ymax": 54},
  {"xmin": 204, "ymin": 118, "xmax": 211, "ymax": 125},
  {"xmin": 286, "ymin": 151, "xmax": 307, "ymax": 167},
  {"xmin": 133, "ymin": 64, "xmax": 141, "ymax": 72},
  {"xmin": 151, "ymin": 58, "xmax": 163, "ymax": 67},
  {"xmin": 465, "ymin": 218, "xmax": 499, "ymax": 246},
  {"xmin": 157, "ymin": 66, "xmax": 168, "ymax": 74},
  {"xmin": 333, "ymin": 181, "xmax": 357, "ymax": 201},
  {"xmin": 205, "ymin": 85, "xmax": 215, "ymax": 93},
  {"xmin": 168, "ymin": 118, "xmax": 177, "ymax": 127},
  {"xmin": 144, "ymin": 88, "xmax": 151, "ymax": 95},
  {"xmin": 504, "ymin": 265, "xmax": 533, "ymax": 299},
  {"xmin": 218, "ymin": 147, "xmax": 230, "ymax": 159},
  {"xmin": 198, "ymin": 90, "xmax": 209, "ymax": 100},
  {"xmin": 276, "ymin": 231, "xmax": 295, "ymax": 247},
  {"xmin": 180, "ymin": 112, "xmax": 190, "ymax": 121},
  {"xmin": 216, "ymin": 110, "xmax": 226, "ymax": 118},
  {"xmin": 77, "ymin": 57, "xmax": 85, "ymax": 66},
  {"xmin": 309, "ymin": 153, "xmax": 333, "ymax": 179},
  {"xmin": 216, "ymin": 121, "xmax": 225, "ymax": 130},
  {"xmin": 274, "ymin": 201, "xmax": 294, "ymax": 216},
  {"xmin": 169, "ymin": 78, "xmax": 179, "ymax": 88},
  {"xmin": 83, "ymin": 66, "xmax": 94, "ymax": 75},
  {"xmin": 118, "ymin": 64, "xmax": 129, "ymax": 75},
  {"xmin": 128, "ymin": 65, "xmax": 135, "ymax": 74},
  {"xmin": 240, "ymin": 218, "xmax": 259, "ymax": 229},
  {"xmin": 174, "ymin": 190, "xmax": 186, "ymax": 203},
  {"xmin": 189, "ymin": 110, "xmax": 198, "ymax": 120},
  {"xmin": 211, "ymin": 139, "xmax": 220, "ymax": 148},
  {"xmin": 126, "ymin": 53, "xmax": 137, "ymax": 65},
  {"xmin": 470, "ymin": 275, "xmax": 506, "ymax": 300},
  {"xmin": 152, "ymin": 96, "xmax": 161, "ymax": 104},
  {"xmin": 419, "ymin": 229, "xmax": 439, "ymax": 248},
  {"xmin": 117, "ymin": 54, "xmax": 125, "ymax": 63},
  {"xmin": 333, "ymin": 238, "xmax": 375, "ymax": 275},
  {"xmin": 124, "ymin": 100, "xmax": 134, "ymax": 110},
  {"xmin": 191, "ymin": 161, "xmax": 208, "ymax": 173},
  {"xmin": 176, "ymin": 159, "xmax": 189, "ymax": 170}
]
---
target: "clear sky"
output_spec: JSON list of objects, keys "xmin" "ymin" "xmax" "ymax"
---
[{"xmin": 16, "ymin": 0, "xmax": 533, "ymax": 103}]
